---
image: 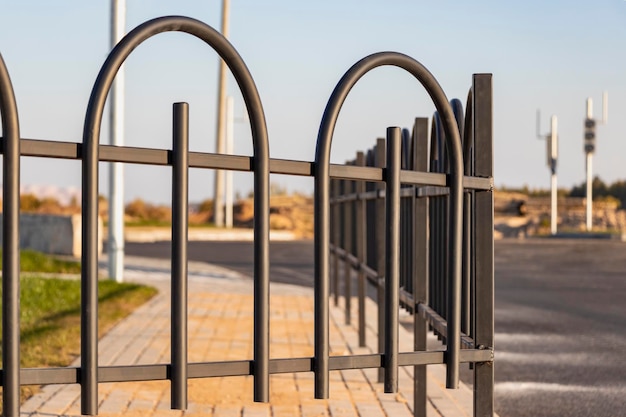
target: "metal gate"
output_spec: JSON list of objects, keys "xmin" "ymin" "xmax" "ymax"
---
[{"xmin": 0, "ymin": 15, "xmax": 494, "ymax": 417}]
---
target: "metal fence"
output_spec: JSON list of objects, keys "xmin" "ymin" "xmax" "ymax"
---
[
  {"xmin": 329, "ymin": 72, "xmax": 494, "ymax": 416},
  {"xmin": 0, "ymin": 15, "xmax": 494, "ymax": 417}
]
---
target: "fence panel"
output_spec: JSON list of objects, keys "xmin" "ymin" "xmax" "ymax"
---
[{"xmin": 329, "ymin": 76, "xmax": 494, "ymax": 414}]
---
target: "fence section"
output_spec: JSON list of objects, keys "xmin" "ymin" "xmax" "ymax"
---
[
  {"xmin": 0, "ymin": 15, "xmax": 494, "ymax": 417},
  {"xmin": 330, "ymin": 74, "xmax": 494, "ymax": 416}
]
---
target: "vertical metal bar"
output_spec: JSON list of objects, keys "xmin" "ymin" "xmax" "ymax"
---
[
  {"xmin": 384, "ymin": 127, "xmax": 401, "ymax": 393},
  {"xmin": 428, "ymin": 120, "xmax": 436, "ymax": 338},
  {"xmin": 412, "ymin": 118, "xmax": 429, "ymax": 417},
  {"xmin": 443, "ymin": 106, "xmax": 463, "ymax": 390},
  {"xmin": 253, "ymin": 138, "xmax": 270, "ymax": 403},
  {"xmin": 0, "ymin": 52, "xmax": 21, "ymax": 417},
  {"xmin": 374, "ymin": 138, "xmax": 386, "ymax": 383},
  {"xmin": 343, "ymin": 173, "xmax": 352, "ymax": 325},
  {"xmin": 462, "ymin": 92, "xmax": 474, "ymax": 338},
  {"xmin": 82, "ymin": 94, "xmax": 101, "ymax": 417},
  {"xmin": 314, "ymin": 169, "xmax": 330, "ymax": 400},
  {"xmin": 332, "ymin": 179, "xmax": 340, "ymax": 307},
  {"xmin": 171, "ymin": 102, "xmax": 189, "ymax": 410},
  {"xmin": 431, "ymin": 117, "xmax": 443, "ymax": 327},
  {"xmin": 355, "ymin": 152, "xmax": 367, "ymax": 347},
  {"xmin": 401, "ymin": 128, "xmax": 412, "ymax": 302},
  {"xmin": 472, "ymin": 74, "xmax": 494, "ymax": 417}
]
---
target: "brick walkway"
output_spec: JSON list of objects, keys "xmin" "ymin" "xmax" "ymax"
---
[{"xmin": 21, "ymin": 256, "xmax": 478, "ymax": 417}]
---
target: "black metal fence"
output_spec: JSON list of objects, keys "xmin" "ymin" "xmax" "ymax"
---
[
  {"xmin": 0, "ymin": 15, "xmax": 494, "ymax": 417},
  {"xmin": 330, "ymin": 75, "xmax": 494, "ymax": 416}
]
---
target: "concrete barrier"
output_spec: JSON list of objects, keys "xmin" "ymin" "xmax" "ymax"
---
[{"xmin": 0, "ymin": 213, "xmax": 103, "ymax": 257}]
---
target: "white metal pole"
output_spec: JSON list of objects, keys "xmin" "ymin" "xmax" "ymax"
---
[
  {"xmin": 551, "ymin": 173, "xmax": 557, "ymax": 235},
  {"xmin": 213, "ymin": 0, "xmax": 230, "ymax": 227},
  {"xmin": 550, "ymin": 115, "xmax": 558, "ymax": 235},
  {"xmin": 585, "ymin": 98, "xmax": 593, "ymax": 232},
  {"xmin": 225, "ymin": 96, "xmax": 234, "ymax": 228},
  {"xmin": 108, "ymin": 0, "xmax": 126, "ymax": 282},
  {"xmin": 586, "ymin": 153, "xmax": 593, "ymax": 231}
]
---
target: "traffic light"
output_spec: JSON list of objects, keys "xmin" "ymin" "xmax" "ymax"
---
[{"xmin": 584, "ymin": 118, "xmax": 596, "ymax": 153}]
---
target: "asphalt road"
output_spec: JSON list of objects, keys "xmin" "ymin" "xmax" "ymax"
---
[
  {"xmin": 125, "ymin": 238, "xmax": 626, "ymax": 417},
  {"xmin": 125, "ymin": 240, "xmax": 315, "ymax": 287},
  {"xmin": 493, "ymin": 239, "xmax": 626, "ymax": 417}
]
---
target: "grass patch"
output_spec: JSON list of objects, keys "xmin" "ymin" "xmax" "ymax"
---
[
  {"xmin": 0, "ymin": 248, "xmax": 82, "ymax": 274},
  {"xmin": 0, "ymin": 251, "xmax": 157, "ymax": 408},
  {"xmin": 12, "ymin": 276, "xmax": 158, "ymax": 367}
]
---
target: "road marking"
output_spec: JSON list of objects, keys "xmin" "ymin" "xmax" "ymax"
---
[
  {"xmin": 496, "ymin": 382, "xmax": 626, "ymax": 395},
  {"xmin": 495, "ymin": 351, "xmax": 590, "ymax": 364}
]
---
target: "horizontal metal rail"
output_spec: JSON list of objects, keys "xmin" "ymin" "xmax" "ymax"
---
[
  {"xmin": 417, "ymin": 304, "xmax": 475, "ymax": 349},
  {"xmin": 11, "ymin": 348, "xmax": 492, "ymax": 386},
  {"xmin": 330, "ymin": 185, "xmax": 454, "ymax": 204},
  {"xmin": 331, "ymin": 245, "xmax": 477, "ymax": 351},
  {"xmin": 3, "ymin": 137, "xmax": 492, "ymax": 190}
]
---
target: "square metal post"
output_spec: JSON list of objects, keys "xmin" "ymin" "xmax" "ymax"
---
[
  {"xmin": 412, "ymin": 118, "xmax": 430, "ymax": 417},
  {"xmin": 472, "ymin": 73, "xmax": 494, "ymax": 417}
]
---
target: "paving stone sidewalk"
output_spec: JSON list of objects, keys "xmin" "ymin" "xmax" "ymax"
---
[{"xmin": 21, "ymin": 256, "xmax": 478, "ymax": 417}]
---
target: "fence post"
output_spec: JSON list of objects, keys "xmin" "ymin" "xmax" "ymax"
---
[
  {"xmin": 374, "ymin": 137, "xmax": 386, "ymax": 383},
  {"xmin": 332, "ymin": 179, "xmax": 340, "ymax": 306},
  {"xmin": 171, "ymin": 102, "xmax": 189, "ymax": 410},
  {"xmin": 412, "ymin": 117, "xmax": 429, "ymax": 417},
  {"xmin": 343, "ymin": 171, "xmax": 352, "ymax": 325},
  {"xmin": 355, "ymin": 151, "xmax": 367, "ymax": 347},
  {"xmin": 472, "ymin": 73, "xmax": 494, "ymax": 417},
  {"xmin": 384, "ymin": 127, "xmax": 401, "ymax": 393}
]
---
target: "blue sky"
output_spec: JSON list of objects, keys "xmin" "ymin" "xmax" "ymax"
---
[{"xmin": 1, "ymin": 1, "xmax": 625, "ymax": 204}]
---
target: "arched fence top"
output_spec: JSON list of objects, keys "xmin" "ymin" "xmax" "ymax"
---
[
  {"xmin": 79, "ymin": 15, "xmax": 272, "ymax": 413},
  {"xmin": 83, "ymin": 15, "xmax": 269, "ymax": 157},
  {"xmin": 314, "ymin": 51, "xmax": 463, "ymax": 181},
  {"xmin": 0, "ymin": 54, "xmax": 20, "ymax": 139},
  {"xmin": 313, "ymin": 51, "xmax": 467, "ymax": 397}
]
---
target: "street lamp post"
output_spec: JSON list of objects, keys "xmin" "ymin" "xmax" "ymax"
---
[
  {"xmin": 213, "ymin": 0, "xmax": 230, "ymax": 227},
  {"xmin": 108, "ymin": 0, "xmax": 126, "ymax": 282}
]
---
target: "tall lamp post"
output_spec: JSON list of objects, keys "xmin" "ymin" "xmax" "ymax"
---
[
  {"xmin": 583, "ymin": 92, "xmax": 608, "ymax": 231},
  {"xmin": 537, "ymin": 111, "xmax": 559, "ymax": 235},
  {"xmin": 213, "ymin": 0, "xmax": 230, "ymax": 227},
  {"xmin": 108, "ymin": 0, "xmax": 126, "ymax": 282}
]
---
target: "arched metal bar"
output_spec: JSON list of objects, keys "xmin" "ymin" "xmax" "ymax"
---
[
  {"xmin": 0, "ymin": 53, "xmax": 22, "ymax": 417},
  {"xmin": 81, "ymin": 16, "xmax": 270, "ymax": 414},
  {"xmin": 313, "ymin": 52, "xmax": 464, "ymax": 398}
]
